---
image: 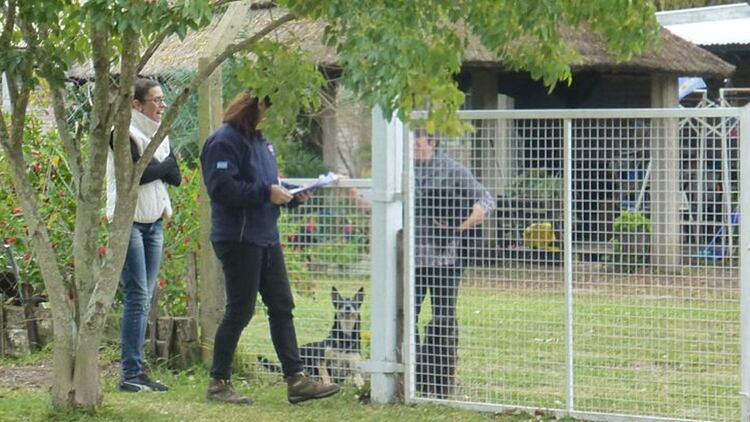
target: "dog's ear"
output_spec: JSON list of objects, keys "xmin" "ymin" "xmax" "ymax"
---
[
  {"xmin": 331, "ymin": 286, "xmax": 341, "ymax": 305},
  {"xmin": 354, "ymin": 287, "xmax": 365, "ymax": 307}
]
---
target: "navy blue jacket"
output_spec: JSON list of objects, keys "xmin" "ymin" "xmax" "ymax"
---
[{"xmin": 200, "ymin": 123, "xmax": 293, "ymax": 246}]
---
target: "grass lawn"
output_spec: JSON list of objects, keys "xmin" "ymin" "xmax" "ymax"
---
[
  {"xmin": 234, "ymin": 265, "xmax": 740, "ymax": 422},
  {"xmin": 1, "ymin": 266, "xmax": 739, "ymax": 421},
  {"xmin": 0, "ymin": 361, "xmax": 568, "ymax": 422}
]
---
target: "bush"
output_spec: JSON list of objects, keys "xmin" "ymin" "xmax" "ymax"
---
[
  {"xmin": 0, "ymin": 113, "xmax": 77, "ymax": 293},
  {"xmin": 507, "ymin": 169, "xmax": 562, "ymax": 200},
  {"xmin": 607, "ymin": 210, "xmax": 651, "ymax": 273},
  {"xmin": 158, "ymin": 160, "xmax": 201, "ymax": 315}
]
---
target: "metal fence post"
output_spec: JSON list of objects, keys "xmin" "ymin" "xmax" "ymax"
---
[
  {"xmin": 563, "ymin": 118, "xmax": 574, "ymax": 412},
  {"xmin": 740, "ymin": 105, "xmax": 750, "ymax": 422},
  {"xmin": 368, "ymin": 106, "xmax": 404, "ymax": 403}
]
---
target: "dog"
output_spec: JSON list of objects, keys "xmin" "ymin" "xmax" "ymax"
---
[{"xmin": 260, "ymin": 286, "xmax": 366, "ymax": 388}]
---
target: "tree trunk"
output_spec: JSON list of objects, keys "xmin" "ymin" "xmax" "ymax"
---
[
  {"xmin": 50, "ymin": 330, "xmax": 103, "ymax": 410},
  {"xmin": 71, "ymin": 331, "xmax": 104, "ymax": 408},
  {"xmin": 50, "ymin": 331, "xmax": 76, "ymax": 408}
]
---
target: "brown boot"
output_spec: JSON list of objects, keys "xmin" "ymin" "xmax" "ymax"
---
[
  {"xmin": 286, "ymin": 372, "xmax": 340, "ymax": 404},
  {"xmin": 206, "ymin": 378, "xmax": 252, "ymax": 405}
]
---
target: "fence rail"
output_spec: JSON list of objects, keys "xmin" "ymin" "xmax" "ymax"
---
[
  {"xmin": 405, "ymin": 107, "xmax": 746, "ymax": 422},
  {"xmin": 234, "ymin": 107, "xmax": 747, "ymax": 422}
]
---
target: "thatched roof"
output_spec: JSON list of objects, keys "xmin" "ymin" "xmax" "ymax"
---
[{"xmin": 69, "ymin": 5, "xmax": 734, "ymax": 79}]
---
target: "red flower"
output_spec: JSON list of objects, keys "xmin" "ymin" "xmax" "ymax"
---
[
  {"xmin": 183, "ymin": 236, "xmax": 191, "ymax": 244},
  {"xmin": 23, "ymin": 252, "xmax": 32, "ymax": 261},
  {"xmin": 11, "ymin": 207, "xmax": 21, "ymax": 214},
  {"xmin": 165, "ymin": 222, "xmax": 173, "ymax": 229},
  {"xmin": 158, "ymin": 278, "xmax": 167, "ymax": 287},
  {"xmin": 6, "ymin": 236, "xmax": 17, "ymax": 244},
  {"xmin": 32, "ymin": 163, "xmax": 41, "ymax": 174},
  {"xmin": 97, "ymin": 246, "xmax": 106, "ymax": 257}
]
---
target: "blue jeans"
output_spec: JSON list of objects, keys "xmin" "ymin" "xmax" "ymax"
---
[{"xmin": 120, "ymin": 220, "xmax": 163, "ymax": 380}]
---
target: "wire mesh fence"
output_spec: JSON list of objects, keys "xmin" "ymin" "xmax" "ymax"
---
[
  {"xmin": 234, "ymin": 180, "xmax": 372, "ymax": 389},
  {"xmin": 224, "ymin": 107, "xmax": 745, "ymax": 421},
  {"xmin": 406, "ymin": 108, "xmax": 744, "ymax": 422}
]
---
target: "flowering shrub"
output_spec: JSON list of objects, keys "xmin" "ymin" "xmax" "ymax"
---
[
  {"xmin": 158, "ymin": 160, "xmax": 201, "ymax": 315},
  {"xmin": 0, "ymin": 112, "xmax": 200, "ymax": 315},
  {"xmin": 0, "ymin": 116, "xmax": 364, "ymax": 316},
  {"xmin": 0, "ymin": 113, "xmax": 76, "ymax": 293},
  {"xmin": 279, "ymin": 197, "xmax": 370, "ymax": 299}
]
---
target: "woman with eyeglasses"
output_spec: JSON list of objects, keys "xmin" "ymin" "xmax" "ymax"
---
[{"xmin": 106, "ymin": 78, "xmax": 181, "ymax": 393}]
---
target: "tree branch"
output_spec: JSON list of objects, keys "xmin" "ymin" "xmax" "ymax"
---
[
  {"xmin": 137, "ymin": 0, "xmax": 248, "ymax": 75},
  {"xmin": 0, "ymin": 0, "xmax": 15, "ymax": 51},
  {"xmin": 136, "ymin": 26, "xmax": 172, "ymax": 75},
  {"xmin": 49, "ymin": 85, "xmax": 83, "ymax": 188},
  {"xmin": 136, "ymin": 11, "xmax": 296, "ymax": 172},
  {"xmin": 0, "ymin": 6, "xmax": 74, "ymax": 327}
]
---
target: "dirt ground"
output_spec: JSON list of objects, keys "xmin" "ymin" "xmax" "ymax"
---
[
  {"xmin": 0, "ymin": 358, "xmax": 52, "ymax": 390},
  {"xmin": 0, "ymin": 358, "xmax": 120, "ymax": 391}
]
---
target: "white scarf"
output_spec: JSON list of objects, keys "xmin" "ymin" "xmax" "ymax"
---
[{"xmin": 105, "ymin": 110, "xmax": 173, "ymax": 223}]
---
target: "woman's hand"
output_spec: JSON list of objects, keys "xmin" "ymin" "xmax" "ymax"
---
[
  {"xmin": 295, "ymin": 191, "xmax": 312, "ymax": 203},
  {"xmin": 270, "ymin": 185, "xmax": 293, "ymax": 205}
]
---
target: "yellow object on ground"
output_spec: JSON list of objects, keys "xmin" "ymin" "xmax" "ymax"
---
[{"xmin": 523, "ymin": 222, "xmax": 561, "ymax": 252}]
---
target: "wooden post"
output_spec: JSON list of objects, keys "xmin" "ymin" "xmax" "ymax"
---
[
  {"xmin": 650, "ymin": 74, "xmax": 681, "ymax": 271},
  {"xmin": 146, "ymin": 284, "xmax": 161, "ymax": 356},
  {"xmin": 197, "ymin": 62, "xmax": 225, "ymax": 365},
  {"xmin": 0, "ymin": 295, "xmax": 5, "ymax": 356},
  {"xmin": 185, "ymin": 251, "xmax": 198, "ymax": 321},
  {"xmin": 172, "ymin": 317, "xmax": 199, "ymax": 369},
  {"xmin": 20, "ymin": 284, "xmax": 39, "ymax": 352},
  {"xmin": 196, "ymin": 2, "xmax": 250, "ymax": 365},
  {"xmin": 395, "ymin": 229, "xmax": 404, "ymax": 399},
  {"xmin": 156, "ymin": 316, "xmax": 175, "ymax": 362}
]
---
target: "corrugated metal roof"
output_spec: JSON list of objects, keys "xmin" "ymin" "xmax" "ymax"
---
[
  {"xmin": 657, "ymin": 3, "xmax": 750, "ymax": 46},
  {"xmin": 663, "ymin": 18, "xmax": 750, "ymax": 46}
]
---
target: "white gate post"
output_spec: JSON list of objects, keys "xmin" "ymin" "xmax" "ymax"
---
[
  {"xmin": 368, "ymin": 106, "xmax": 404, "ymax": 403},
  {"xmin": 740, "ymin": 105, "xmax": 750, "ymax": 422}
]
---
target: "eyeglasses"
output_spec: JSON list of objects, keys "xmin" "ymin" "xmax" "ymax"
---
[{"xmin": 143, "ymin": 97, "xmax": 166, "ymax": 105}]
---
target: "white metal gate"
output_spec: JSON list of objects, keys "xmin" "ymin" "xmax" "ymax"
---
[{"xmin": 403, "ymin": 107, "xmax": 750, "ymax": 422}]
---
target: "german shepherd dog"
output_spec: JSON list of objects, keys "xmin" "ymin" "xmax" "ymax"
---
[{"xmin": 260, "ymin": 286, "xmax": 366, "ymax": 388}]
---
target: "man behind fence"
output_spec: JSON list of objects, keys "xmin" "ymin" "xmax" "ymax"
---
[
  {"xmin": 412, "ymin": 128, "xmax": 495, "ymax": 397},
  {"xmin": 348, "ymin": 128, "xmax": 495, "ymax": 398}
]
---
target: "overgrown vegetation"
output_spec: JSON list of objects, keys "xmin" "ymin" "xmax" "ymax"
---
[
  {"xmin": 507, "ymin": 169, "xmax": 562, "ymax": 200},
  {"xmin": 607, "ymin": 210, "xmax": 652, "ymax": 273}
]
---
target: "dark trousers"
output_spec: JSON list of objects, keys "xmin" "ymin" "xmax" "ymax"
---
[
  {"xmin": 415, "ymin": 266, "xmax": 463, "ymax": 397},
  {"xmin": 210, "ymin": 242, "xmax": 303, "ymax": 379},
  {"xmin": 414, "ymin": 266, "xmax": 463, "ymax": 328}
]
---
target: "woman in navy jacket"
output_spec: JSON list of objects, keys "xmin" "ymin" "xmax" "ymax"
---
[{"xmin": 200, "ymin": 92, "xmax": 340, "ymax": 405}]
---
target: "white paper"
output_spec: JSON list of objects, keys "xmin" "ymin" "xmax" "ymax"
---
[{"xmin": 288, "ymin": 172, "xmax": 339, "ymax": 195}]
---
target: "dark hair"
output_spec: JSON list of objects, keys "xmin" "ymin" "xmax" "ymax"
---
[
  {"xmin": 414, "ymin": 127, "xmax": 440, "ymax": 147},
  {"xmin": 223, "ymin": 91, "xmax": 271, "ymax": 140},
  {"xmin": 134, "ymin": 78, "xmax": 160, "ymax": 102}
]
